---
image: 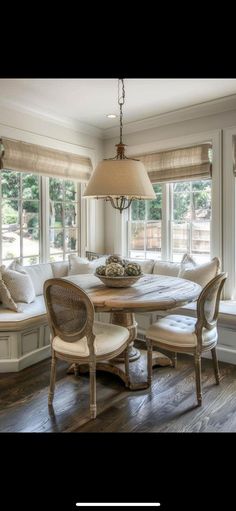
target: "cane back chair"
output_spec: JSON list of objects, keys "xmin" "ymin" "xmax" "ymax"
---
[
  {"xmin": 146, "ymin": 272, "xmax": 227, "ymax": 406},
  {"xmin": 44, "ymin": 278, "xmax": 130, "ymax": 419}
]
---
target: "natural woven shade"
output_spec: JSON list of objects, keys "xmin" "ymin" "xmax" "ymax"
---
[
  {"xmin": 133, "ymin": 143, "xmax": 212, "ymax": 183},
  {"xmin": 0, "ymin": 138, "xmax": 92, "ymax": 182}
]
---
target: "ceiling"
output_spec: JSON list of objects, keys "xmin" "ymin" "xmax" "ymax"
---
[{"xmin": 0, "ymin": 78, "xmax": 236, "ymax": 132}]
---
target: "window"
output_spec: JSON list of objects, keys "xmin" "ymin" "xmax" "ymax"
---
[
  {"xmin": 0, "ymin": 170, "xmax": 81, "ymax": 265},
  {"xmin": 128, "ymin": 179, "xmax": 212, "ymax": 264},
  {"xmin": 49, "ymin": 177, "xmax": 80, "ymax": 261},
  {"xmin": 0, "ymin": 169, "xmax": 40, "ymax": 265},
  {"xmin": 171, "ymin": 180, "xmax": 211, "ymax": 263},
  {"xmin": 129, "ymin": 184, "xmax": 162, "ymax": 259}
]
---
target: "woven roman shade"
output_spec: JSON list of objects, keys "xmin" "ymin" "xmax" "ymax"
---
[
  {"xmin": 0, "ymin": 138, "xmax": 93, "ymax": 182},
  {"xmin": 133, "ymin": 143, "xmax": 212, "ymax": 183}
]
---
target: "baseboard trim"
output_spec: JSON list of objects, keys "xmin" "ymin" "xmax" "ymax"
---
[{"xmin": 0, "ymin": 345, "xmax": 51, "ymax": 372}]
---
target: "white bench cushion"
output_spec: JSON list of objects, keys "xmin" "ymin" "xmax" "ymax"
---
[
  {"xmin": 53, "ymin": 321, "xmax": 129, "ymax": 357},
  {"xmin": 0, "ymin": 295, "xmax": 46, "ymax": 322}
]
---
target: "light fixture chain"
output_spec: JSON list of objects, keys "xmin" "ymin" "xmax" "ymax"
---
[{"xmin": 118, "ymin": 79, "xmax": 125, "ymax": 146}]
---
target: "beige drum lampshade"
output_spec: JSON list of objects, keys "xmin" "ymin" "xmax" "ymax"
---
[{"xmin": 83, "ymin": 159, "xmax": 155, "ymax": 199}]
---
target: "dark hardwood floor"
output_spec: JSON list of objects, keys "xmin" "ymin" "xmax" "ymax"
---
[{"xmin": 1, "ymin": 347, "xmax": 236, "ymax": 432}]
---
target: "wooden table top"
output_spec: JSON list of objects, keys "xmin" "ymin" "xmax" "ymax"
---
[{"xmin": 64, "ymin": 273, "xmax": 201, "ymax": 313}]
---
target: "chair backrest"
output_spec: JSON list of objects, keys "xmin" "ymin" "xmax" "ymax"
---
[
  {"xmin": 195, "ymin": 272, "xmax": 227, "ymax": 335},
  {"xmin": 43, "ymin": 278, "xmax": 95, "ymax": 347}
]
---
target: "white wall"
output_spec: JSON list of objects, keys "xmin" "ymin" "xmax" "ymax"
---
[
  {"xmin": 0, "ymin": 104, "xmax": 105, "ymax": 253},
  {"xmin": 103, "ymin": 108, "xmax": 236, "ymax": 299}
]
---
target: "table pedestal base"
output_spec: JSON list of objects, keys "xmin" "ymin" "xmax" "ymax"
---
[{"xmin": 67, "ymin": 349, "xmax": 173, "ymax": 390}]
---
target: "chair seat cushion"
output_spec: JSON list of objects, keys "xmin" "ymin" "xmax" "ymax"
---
[
  {"xmin": 52, "ymin": 321, "xmax": 129, "ymax": 357},
  {"xmin": 147, "ymin": 314, "xmax": 218, "ymax": 348}
]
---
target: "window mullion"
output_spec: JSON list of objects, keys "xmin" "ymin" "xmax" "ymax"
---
[
  {"xmin": 41, "ymin": 176, "xmax": 50, "ymax": 263},
  {"xmin": 20, "ymin": 174, "xmax": 23, "ymax": 263},
  {"xmin": 163, "ymin": 183, "xmax": 171, "ymax": 260}
]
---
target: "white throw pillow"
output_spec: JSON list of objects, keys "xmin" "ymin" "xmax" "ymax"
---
[
  {"xmin": 124, "ymin": 258, "xmax": 155, "ymax": 274},
  {"xmin": 178, "ymin": 254, "xmax": 221, "ymax": 288},
  {"xmin": 68, "ymin": 255, "xmax": 107, "ymax": 275},
  {"xmin": 0, "ymin": 271, "xmax": 21, "ymax": 312},
  {"xmin": 12, "ymin": 262, "xmax": 53, "ymax": 296},
  {"xmin": 153, "ymin": 260, "xmax": 181, "ymax": 277},
  {"xmin": 51, "ymin": 261, "xmax": 69, "ymax": 278},
  {"xmin": 1, "ymin": 265, "xmax": 35, "ymax": 303}
]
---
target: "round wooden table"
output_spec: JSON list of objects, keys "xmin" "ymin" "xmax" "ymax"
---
[{"xmin": 65, "ymin": 273, "xmax": 201, "ymax": 390}]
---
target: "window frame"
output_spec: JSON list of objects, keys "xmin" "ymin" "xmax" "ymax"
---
[
  {"xmin": 0, "ymin": 171, "xmax": 82, "ymax": 265},
  {"xmin": 123, "ymin": 130, "xmax": 222, "ymax": 268}
]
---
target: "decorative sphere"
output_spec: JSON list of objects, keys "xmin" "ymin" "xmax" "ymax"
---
[
  {"xmin": 106, "ymin": 254, "xmax": 124, "ymax": 266},
  {"xmin": 95, "ymin": 265, "xmax": 106, "ymax": 276},
  {"xmin": 105, "ymin": 263, "xmax": 125, "ymax": 277},
  {"xmin": 125, "ymin": 263, "xmax": 142, "ymax": 276}
]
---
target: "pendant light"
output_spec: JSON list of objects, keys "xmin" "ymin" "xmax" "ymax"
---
[{"xmin": 83, "ymin": 79, "xmax": 155, "ymax": 213}]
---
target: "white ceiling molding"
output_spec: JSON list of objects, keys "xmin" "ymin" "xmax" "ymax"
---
[
  {"xmin": 0, "ymin": 98, "xmax": 103, "ymax": 139},
  {"xmin": 102, "ymin": 94, "xmax": 236, "ymax": 139},
  {"xmin": 1, "ymin": 94, "xmax": 236, "ymax": 141}
]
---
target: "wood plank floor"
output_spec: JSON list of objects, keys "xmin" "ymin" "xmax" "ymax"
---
[{"xmin": 1, "ymin": 349, "xmax": 236, "ymax": 432}]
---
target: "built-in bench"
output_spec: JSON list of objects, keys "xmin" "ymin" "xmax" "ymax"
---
[{"xmin": 0, "ymin": 256, "xmax": 235, "ymax": 371}]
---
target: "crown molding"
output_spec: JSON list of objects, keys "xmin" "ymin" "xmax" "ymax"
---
[
  {"xmin": 103, "ymin": 94, "xmax": 236, "ymax": 139},
  {"xmin": 0, "ymin": 99, "xmax": 103, "ymax": 139},
  {"xmin": 1, "ymin": 94, "xmax": 236, "ymax": 141}
]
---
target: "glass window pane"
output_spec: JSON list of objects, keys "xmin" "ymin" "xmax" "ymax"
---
[
  {"xmin": 1, "ymin": 170, "xmax": 20, "ymax": 199},
  {"xmin": 192, "ymin": 192, "xmax": 211, "ymax": 220},
  {"xmin": 172, "ymin": 222, "xmax": 189, "ymax": 256},
  {"xmin": 131, "ymin": 200, "xmax": 145, "ymax": 221},
  {"xmin": 2, "ymin": 200, "xmax": 20, "ymax": 227},
  {"xmin": 65, "ymin": 228, "xmax": 78, "ymax": 252},
  {"xmin": 147, "ymin": 196, "xmax": 162, "ymax": 221},
  {"xmin": 22, "ymin": 256, "xmax": 39, "ymax": 265},
  {"xmin": 49, "ymin": 178, "xmax": 63, "ymax": 201},
  {"xmin": 2, "ymin": 229, "xmax": 20, "ymax": 260},
  {"xmin": 129, "ymin": 250, "xmax": 146, "ymax": 259},
  {"xmin": 50, "ymin": 253, "xmax": 64, "ymax": 262},
  {"xmin": 22, "ymin": 229, "xmax": 40, "ymax": 257},
  {"xmin": 23, "ymin": 212, "xmax": 39, "ymax": 231},
  {"xmin": 65, "ymin": 203, "xmax": 77, "ymax": 226},
  {"xmin": 130, "ymin": 222, "xmax": 145, "ymax": 251},
  {"xmin": 146, "ymin": 222, "xmax": 162, "ymax": 259},
  {"xmin": 153, "ymin": 184, "xmax": 162, "ymax": 194},
  {"xmin": 50, "ymin": 202, "xmax": 63, "ymax": 228},
  {"xmin": 22, "ymin": 174, "xmax": 39, "ymax": 199},
  {"xmin": 49, "ymin": 229, "xmax": 64, "ymax": 253},
  {"xmin": 65, "ymin": 180, "xmax": 77, "ymax": 201},
  {"xmin": 173, "ymin": 193, "xmax": 190, "ymax": 222},
  {"xmin": 192, "ymin": 180, "xmax": 211, "ymax": 192},
  {"xmin": 192, "ymin": 222, "xmax": 211, "ymax": 260},
  {"xmin": 173, "ymin": 182, "xmax": 190, "ymax": 193}
]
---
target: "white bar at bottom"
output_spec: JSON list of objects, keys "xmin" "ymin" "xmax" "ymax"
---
[{"xmin": 76, "ymin": 504, "xmax": 161, "ymax": 507}]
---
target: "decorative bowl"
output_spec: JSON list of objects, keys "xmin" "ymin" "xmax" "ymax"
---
[{"xmin": 95, "ymin": 273, "xmax": 143, "ymax": 288}]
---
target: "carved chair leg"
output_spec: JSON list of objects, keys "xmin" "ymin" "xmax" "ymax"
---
[
  {"xmin": 89, "ymin": 361, "xmax": 97, "ymax": 419},
  {"xmin": 194, "ymin": 353, "xmax": 202, "ymax": 406},
  {"xmin": 48, "ymin": 349, "xmax": 57, "ymax": 406},
  {"xmin": 211, "ymin": 347, "xmax": 220, "ymax": 384},
  {"xmin": 124, "ymin": 345, "xmax": 130, "ymax": 388},
  {"xmin": 172, "ymin": 352, "xmax": 177, "ymax": 368},
  {"xmin": 146, "ymin": 339, "xmax": 153, "ymax": 386}
]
